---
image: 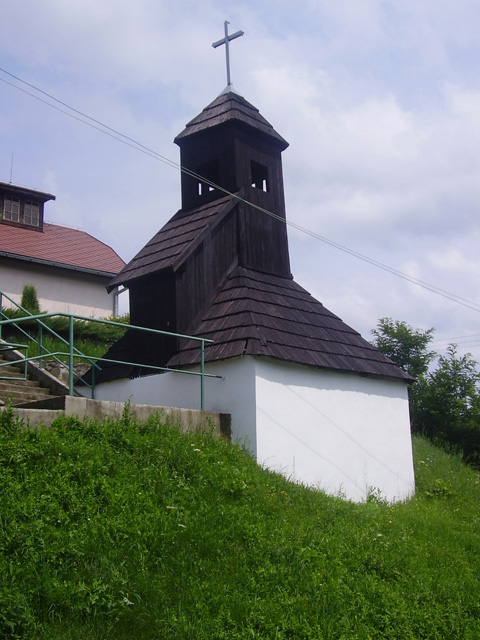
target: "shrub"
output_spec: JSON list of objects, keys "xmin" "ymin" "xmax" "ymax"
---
[{"xmin": 20, "ymin": 284, "xmax": 41, "ymax": 315}]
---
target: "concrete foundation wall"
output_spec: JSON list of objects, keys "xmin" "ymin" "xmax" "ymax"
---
[
  {"xmin": 88, "ymin": 358, "xmax": 258, "ymax": 452},
  {"xmin": 6, "ymin": 396, "xmax": 230, "ymax": 437}
]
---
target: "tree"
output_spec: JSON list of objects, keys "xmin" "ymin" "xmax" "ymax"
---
[
  {"xmin": 413, "ymin": 345, "xmax": 480, "ymax": 464},
  {"xmin": 371, "ymin": 317, "xmax": 435, "ymax": 379},
  {"xmin": 372, "ymin": 317, "xmax": 480, "ymax": 467},
  {"xmin": 20, "ymin": 283, "xmax": 40, "ymax": 315}
]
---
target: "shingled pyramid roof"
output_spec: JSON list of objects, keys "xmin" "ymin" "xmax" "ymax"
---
[
  {"xmin": 174, "ymin": 91, "xmax": 288, "ymax": 149},
  {"xmin": 105, "ymin": 193, "xmax": 411, "ymax": 382},
  {"xmin": 167, "ymin": 265, "xmax": 411, "ymax": 380}
]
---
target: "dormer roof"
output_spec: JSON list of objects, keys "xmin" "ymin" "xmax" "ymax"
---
[
  {"xmin": 0, "ymin": 181, "xmax": 55, "ymax": 203},
  {"xmin": 0, "ymin": 181, "xmax": 124, "ymax": 277}
]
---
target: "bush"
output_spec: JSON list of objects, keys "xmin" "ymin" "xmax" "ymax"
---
[{"xmin": 20, "ymin": 284, "xmax": 41, "ymax": 315}]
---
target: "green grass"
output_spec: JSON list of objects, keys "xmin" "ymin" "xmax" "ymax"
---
[
  {"xmin": 20, "ymin": 334, "xmax": 109, "ymax": 362},
  {"xmin": 1, "ymin": 407, "xmax": 480, "ymax": 639},
  {"xmin": 1, "ymin": 311, "xmax": 128, "ymax": 363}
]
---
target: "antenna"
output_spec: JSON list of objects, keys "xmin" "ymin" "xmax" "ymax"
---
[{"xmin": 10, "ymin": 153, "xmax": 13, "ymax": 183}]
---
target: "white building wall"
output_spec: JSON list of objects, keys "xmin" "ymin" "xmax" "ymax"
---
[
  {"xmin": 89, "ymin": 358, "xmax": 258, "ymax": 453},
  {"xmin": 254, "ymin": 358, "xmax": 415, "ymax": 503},
  {"xmin": 90, "ymin": 355, "xmax": 415, "ymax": 502},
  {"xmin": 1, "ymin": 260, "xmax": 116, "ymax": 317}
]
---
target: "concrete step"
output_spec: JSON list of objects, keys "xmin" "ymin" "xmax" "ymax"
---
[
  {"xmin": 0, "ymin": 346, "xmax": 71, "ymax": 408},
  {"xmin": 0, "ymin": 389, "xmax": 52, "ymax": 406},
  {"xmin": 0, "ymin": 373, "xmax": 42, "ymax": 385},
  {"xmin": 0, "ymin": 380, "xmax": 49, "ymax": 394},
  {"xmin": 0, "ymin": 354, "xmax": 55, "ymax": 405},
  {"xmin": 0, "ymin": 361, "xmax": 27, "ymax": 378}
]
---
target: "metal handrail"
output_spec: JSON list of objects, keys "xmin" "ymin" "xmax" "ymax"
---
[
  {"xmin": 0, "ymin": 291, "xmax": 101, "ymax": 379},
  {"xmin": 0, "ymin": 294, "xmax": 218, "ymax": 409},
  {"xmin": 0, "ymin": 342, "xmax": 29, "ymax": 381}
]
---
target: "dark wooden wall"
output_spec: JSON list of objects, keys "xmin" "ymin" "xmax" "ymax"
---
[
  {"xmin": 176, "ymin": 209, "xmax": 238, "ymax": 333},
  {"xmin": 129, "ymin": 273, "xmax": 177, "ymax": 366}
]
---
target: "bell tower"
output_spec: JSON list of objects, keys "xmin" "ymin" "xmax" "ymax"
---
[{"xmin": 174, "ymin": 89, "xmax": 291, "ymax": 277}]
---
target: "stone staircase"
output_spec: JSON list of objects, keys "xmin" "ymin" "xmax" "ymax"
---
[
  {"xmin": 0, "ymin": 345, "xmax": 72, "ymax": 407},
  {"xmin": 0, "ymin": 351, "xmax": 231, "ymax": 437},
  {"xmin": 0, "ymin": 355, "xmax": 54, "ymax": 405}
]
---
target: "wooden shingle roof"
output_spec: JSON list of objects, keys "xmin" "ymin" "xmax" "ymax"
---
[
  {"xmin": 174, "ymin": 91, "xmax": 288, "ymax": 149},
  {"xmin": 168, "ymin": 266, "xmax": 412, "ymax": 381},
  {"xmin": 0, "ymin": 222, "xmax": 125, "ymax": 276},
  {"xmin": 100, "ymin": 88, "xmax": 411, "ymax": 385},
  {"xmin": 108, "ymin": 195, "xmax": 237, "ymax": 289}
]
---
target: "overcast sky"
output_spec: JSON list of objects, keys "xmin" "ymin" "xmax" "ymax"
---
[{"xmin": 1, "ymin": 0, "xmax": 480, "ymax": 360}]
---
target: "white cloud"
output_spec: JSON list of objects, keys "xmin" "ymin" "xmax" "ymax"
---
[{"xmin": 2, "ymin": 0, "xmax": 480, "ymax": 358}]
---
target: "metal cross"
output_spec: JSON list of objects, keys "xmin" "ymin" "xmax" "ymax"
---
[{"xmin": 212, "ymin": 21, "xmax": 244, "ymax": 88}]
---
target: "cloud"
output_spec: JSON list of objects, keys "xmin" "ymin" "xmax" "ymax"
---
[{"xmin": 1, "ymin": 0, "xmax": 480, "ymax": 358}]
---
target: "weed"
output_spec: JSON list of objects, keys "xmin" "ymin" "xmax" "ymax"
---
[{"xmin": 1, "ymin": 422, "xmax": 479, "ymax": 639}]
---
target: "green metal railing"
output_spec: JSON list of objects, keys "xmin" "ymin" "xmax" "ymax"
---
[
  {"xmin": 0, "ymin": 292, "xmax": 219, "ymax": 410},
  {"xmin": 0, "ymin": 341, "xmax": 29, "ymax": 381}
]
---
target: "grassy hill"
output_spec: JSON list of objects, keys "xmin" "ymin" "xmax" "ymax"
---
[{"xmin": 1, "ymin": 406, "xmax": 480, "ymax": 639}]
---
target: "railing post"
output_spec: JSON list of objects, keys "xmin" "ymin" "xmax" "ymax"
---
[
  {"xmin": 38, "ymin": 325, "xmax": 43, "ymax": 369},
  {"xmin": 91, "ymin": 365, "xmax": 95, "ymax": 399},
  {"xmin": 68, "ymin": 315, "xmax": 74, "ymax": 396},
  {"xmin": 200, "ymin": 340, "xmax": 205, "ymax": 411},
  {"xmin": 0, "ymin": 292, "xmax": 2, "ymax": 340}
]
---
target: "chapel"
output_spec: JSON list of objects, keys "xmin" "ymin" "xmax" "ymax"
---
[{"xmin": 90, "ymin": 28, "xmax": 415, "ymax": 502}]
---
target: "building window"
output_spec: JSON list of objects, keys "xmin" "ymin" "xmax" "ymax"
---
[
  {"xmin": 24, "ymin": 202, "xmax": 39, "ymax": 226},
  {"xmin": 196, "ymin": 160, "xmax": 220, "ymax": 197},
  {"xmin": 4, "ymin": 197, "xmax": 20, "ymax": 222},
  {"xmin": 251, "ymin": 161, "xmax": 269, "ymax": 192}
]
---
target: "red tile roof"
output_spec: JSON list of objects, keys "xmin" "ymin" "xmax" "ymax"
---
[{"xmin": 0, "ymin": 222, "xmax": 125, "ymax": 276}]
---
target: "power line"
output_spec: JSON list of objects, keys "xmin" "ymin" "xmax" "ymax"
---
[
  {"xmin": 433, "ymin": 333, "xmax": 480, "ymax": 344},
  {"xmin": 2, "ymin": 66, "xmax": 480, "ymax": 316},
  {"xmin": 432, "ymin": 335, "xmax": 480, "ymax": 349}
]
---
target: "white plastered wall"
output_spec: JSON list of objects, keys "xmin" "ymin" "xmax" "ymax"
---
[
  {"xmin": 1, "ymin": 260, "xmax": 116, "ymax": 317},
  {"xmin": 254, "ymin": 358, "xmax": 415, "ymax": 502},
  {"xmin": 89, "ymin": 355, "xmax": 415, "ymax": 502},
  {"xmin": 89, "ymin": 357, "xmax": 258, "ymax": 453}
]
